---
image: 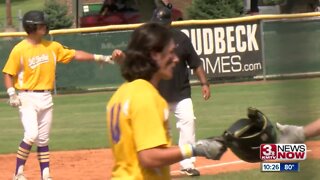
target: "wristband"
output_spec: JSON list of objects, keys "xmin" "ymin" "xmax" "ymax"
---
[
  {"xmin": 93, "ymin": 54, "xmax": 113, "ymax": 63},
  {"xmin": 179, "ymin": 144, "xmax": 194, "ymax": 159},
  {"xmin": 105, "ymin": 55, "xmax": 113, "ymax": 62},
  {"xmin": 7, "ymin": 87, "xmax": 16, "ymax": 96},
  {"xmin": 93, "ymin": 54, "xmax": 102, "ymax": 61}
]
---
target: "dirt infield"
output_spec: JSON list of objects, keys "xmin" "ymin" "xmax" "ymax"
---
[{"xmin": 1, "ymin": 141, "xmax": 319, "ymax": 180}]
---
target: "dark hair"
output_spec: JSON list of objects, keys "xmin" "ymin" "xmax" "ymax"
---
[{"xmin": 121, "ymin": 23, "xmax": 173, "ymax": 82}]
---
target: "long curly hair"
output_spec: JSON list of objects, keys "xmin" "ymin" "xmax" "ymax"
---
[{"xmin": 121, "ymin": 23, "xmax": 172, "ymax": 82}]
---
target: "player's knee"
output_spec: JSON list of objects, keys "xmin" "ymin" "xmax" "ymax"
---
[
  {"xmin": 23, "ymin": 136, "xmax": 37, "ymax": 143},
  {"xmin": 35, "ymin": 137, "xmax": 50, "ymax": 146},
  {"xmin": 24, "ymin": 131, "xmax": 39, "ymax": 142}
]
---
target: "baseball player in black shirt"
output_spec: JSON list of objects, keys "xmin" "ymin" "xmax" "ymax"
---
[{"xmin": 151, "ymin": 5, "xmax": 211, "ymax": 176}]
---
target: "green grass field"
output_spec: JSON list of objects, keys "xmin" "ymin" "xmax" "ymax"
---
[
  {"xmin": 1, "ymin": 78, "xmax": 320, "ymax": 179},
  {"xmin": 1, "ymin": 78, "xmax": 320, "ymax": 154},
  {"xmin": 0, "ymin": 0, "xmax": 44, "ymax": 31}
]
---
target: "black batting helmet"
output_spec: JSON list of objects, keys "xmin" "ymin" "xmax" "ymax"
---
[
  {"xmin": 223, "ymin": 107, "xmax": 277, "ymax": 163},
  {"xmin": 23, "ymin": 10, "xmax": 48, "ymax": 34},
  {"xmin": 151, "ymin": 7, "xmax": 172, "ymax": 25}
]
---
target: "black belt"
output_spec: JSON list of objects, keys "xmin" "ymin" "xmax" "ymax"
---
[{"xmin": 20, "ymin": 90, "xmax": 51, "ymax": 93}]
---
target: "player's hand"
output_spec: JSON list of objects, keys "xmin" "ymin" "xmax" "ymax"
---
[
  {"xmin": 111, "ymin": 49, "xmax": 125, "ymax": 64},
  {"xmin": 7, "ymin": 87, "xmax": 21, "ymax": 107},
  {"xmin": 192, "ymin": 137, "xmax": 227, "ymax": 160},
  {"xmin": 201, "ymin": 83, "xmax": 210, "ymax": 100},
  {"xmin": 276, "ymin": 123, "xmax": 305, "ymax": 143},
  {"xmin": 9, "ymin": 94, "xmax": 21, "ymax": 107}
]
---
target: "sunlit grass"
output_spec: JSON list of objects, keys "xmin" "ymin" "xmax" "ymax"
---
[{"xmin": 0, "ymin": 0, "xmax": 44, "ymax": 31}]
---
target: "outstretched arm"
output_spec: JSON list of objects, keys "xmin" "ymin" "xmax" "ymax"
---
[
  {"xmin": 138, "ymin": 137, "xmax": 226, "ymax": 168},
  {"xmin": 138, "ymin": 146, "xmax": 184, "ymax": 168},
  {"xmin": 277, "ymin": 118, "xmax": 320, "ymax": 144},
  {"xmin": 304, "ymin": 119, "xmax": 320, "ymax": 138},
  {"xmin": 73, "ymin": 49, "xmax": 124, "ymax": 64},
  {"xmin": 277, "ymin": 122, "xmax": 304, "ymax": 143},
  {"xmin": 73, "ymin": 50, "xmax": 95, "ymax": 61}
]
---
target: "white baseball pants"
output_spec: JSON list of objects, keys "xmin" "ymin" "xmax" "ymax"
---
[
  {"xmin": 18, "ymin": 92, "xmax": 53, "ymax": 146},
  {"xmin": 169, "ymin": 98, "xmax": 196, "ymax": 169}
]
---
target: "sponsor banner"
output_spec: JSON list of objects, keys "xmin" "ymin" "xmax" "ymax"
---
[{"xmin": 177, "ymin": 20, "xmax": 263, "ymax": 78}]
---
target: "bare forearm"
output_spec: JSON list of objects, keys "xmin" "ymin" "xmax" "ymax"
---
[
  {"xmin": 194, "ymin": 66, "xmax": 208, "ymax": 85},
  {"xmin": 194, "ymin": 66, "xmax": 211, "ymax": 100},
  {"xmin": 304, "ymin": 119, "xmax": 320, "ymax": 138},
  {"xmin": 3, "ymin": 73, "xmax": 14, "ymax": 89},
  {"xmin": 137, "ymin": 139, "xmax": 226, "ymax": 168},
  {"xmin": 73, "ymin": 49, "xmax": 124, "ymax": 63},
  {"xmin": 138, "ymin": 146, "xmax": 183, "ymax": 168},
  {"xmin": 73, "ymin": 50, "xmax": 95, "ymax": 61}
]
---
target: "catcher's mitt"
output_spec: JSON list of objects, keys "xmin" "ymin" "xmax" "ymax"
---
[
  {"xmin": 206, "ymin": 136, "xmax": 227, "ymax": 159},
  {"xmin": 222, "ymin": 107, "xmax": 277, "ymax": 162}
]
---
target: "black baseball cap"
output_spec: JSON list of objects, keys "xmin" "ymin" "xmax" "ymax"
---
[{"xmin": 150, "ymin": 7, "xmax": 172, "ymax": 25}]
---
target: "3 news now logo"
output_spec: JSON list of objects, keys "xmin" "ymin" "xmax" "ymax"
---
[{"xmin": 260, "ymin": 144, "xmax": 307, "ymax": 161}]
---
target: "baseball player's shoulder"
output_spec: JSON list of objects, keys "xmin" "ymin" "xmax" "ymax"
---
[
  {"xmin": 45, "ymin": 40, "xmax": 74, "ymax": 51},
  {"xmin": 172, "ymin": 28, "xmax": 189, "ymax": 39},
  {"xmin": 9, "ymin": 39, "xmax": 30, "ymax": 53},
  {"xmin": 171, "ymin": 29, "xmax": 190, "ymax": 46},
  {"xmin": 129, "ymin": 79, "xmax": 158, "ymax": 97},
  {"xmin": 128, "ymin": 79, "xmax": 165, "ymax": 109},
  {"xmin": 13, "ymin": 39, "xmax": 29, "ymax": 48},
  {"xmin": 43, "ymin": 40, "xmax": 61, "ymax": 47},
  {"xmin": 130, "ymin": 79, "xmax": 154, "ymax": 90},
  {"xmin": 108, "ymin": 80, "xmax": 155, "ymax": 107},
  {"xmin": 112, "ymin": 80, "xmax": 152, "ymax": 97}
]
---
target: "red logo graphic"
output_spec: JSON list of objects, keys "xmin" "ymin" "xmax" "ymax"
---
[{"xmin": 260, "ymin": 144, "xmax": 277, "ymax": 160}]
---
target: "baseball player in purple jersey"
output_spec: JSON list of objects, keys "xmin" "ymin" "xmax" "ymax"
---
[
  {"xmin": 2, "ymin": 10, "xmax": 123, "ymax": 180},
  {"xmin": 151, "ymin": 6, "xmax": 211, "ymax": 176}
]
